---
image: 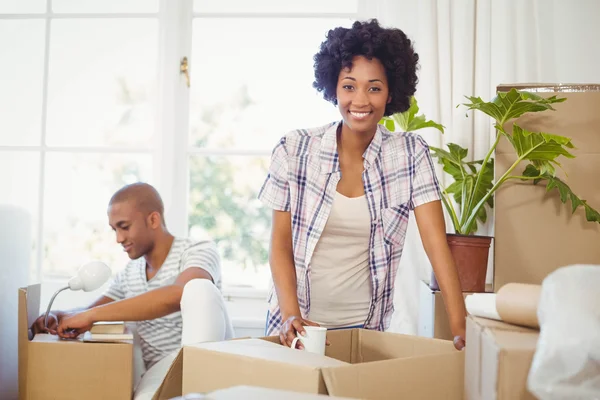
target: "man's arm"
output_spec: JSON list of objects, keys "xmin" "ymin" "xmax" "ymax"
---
[
  {"xmin": 56, "ymin": 267, "xmax": 213, "ymax": 338},
  {"xmin": 31, "ymin": 296, "xmax": 114, "ymax": 335},
  {"xmin": 414, "ymin": 200, "xmax": 467, "ymax": 348}
]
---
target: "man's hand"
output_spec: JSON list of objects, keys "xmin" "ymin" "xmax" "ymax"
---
[
  {"xmin": 31, "ymin": 311, "xmax": 66, "ymax": 335},
  {"xmin": 57, "ymin": 310, "xmax": 95, "ymax": 339}
]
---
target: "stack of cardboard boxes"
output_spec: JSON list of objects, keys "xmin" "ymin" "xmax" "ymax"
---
[
  {"xmin": 420, "ymin": 83, "xmax": 600, "ymax": 400},
  {"xmin": 472, "ymin": 83, "xmax": 600, "ymax": 399}
]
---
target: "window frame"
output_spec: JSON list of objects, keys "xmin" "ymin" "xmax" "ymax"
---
[{"xmin": 0, "ymin": 0, "xmax": 358, "ymax": 294}]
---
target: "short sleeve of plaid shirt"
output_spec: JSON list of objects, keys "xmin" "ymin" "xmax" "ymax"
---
[
  {"xmin": 409, "ymin": 136, "xmax": 442, "ymax": 209},
  {"xmin": 258, "ymin": 136, "xmax": 291, "ymax": 212}
]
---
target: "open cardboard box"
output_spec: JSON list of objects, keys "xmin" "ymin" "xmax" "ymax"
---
[
  {"xmin": 465, "ymin": 315, "xmax": 539, "ymax": 400},
  {"xmin": 153, "ymin": 328, "xmax": 464, "ymax": 400},
  {"xmin": 18, "ymin": 285, "xmax": 134, "ymax": 400}
]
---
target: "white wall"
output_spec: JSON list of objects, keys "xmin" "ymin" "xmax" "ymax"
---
[{"xmin": 492, "ymin": 0, "xmax": 600, "ymax": 85}]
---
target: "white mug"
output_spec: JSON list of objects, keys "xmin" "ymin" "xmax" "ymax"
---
[{"xmin": 290, "ymin": 326, "xmax": 327, "ymax": 355}]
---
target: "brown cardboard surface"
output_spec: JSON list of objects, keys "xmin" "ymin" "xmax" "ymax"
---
[
  {"xmin": 322, "ymin": 352, "xmax": 464, "ymax": 400},
  {"xmin": 496, "ymin": 283, "xmax": 541, "ymax": 328},
  {"xmin": 494, "ymin": 85, "xmax": 600, "ymax": 290},
  {"xmin": 182, "ymin": 340, "xmax": 331, "ymax": 395},
  {"xmin": 159, "ymin": 329, "xmax": 464, "ymax": 400},
  {"xmin": 152, "ymin": 352, "xmax": 184, "ymax": 400},
  {"xmin": 18, "ymin": 286, "xmax": 133, "ymax": 400},
  {"xmin": 465, "ymin": 315, "xmax": 539, "ymax": 400},
  {"xmin": 202, "ymin": 385, "xmax": 356, "ymax": 399},
  {"xmin": 187, "ymin": 338, "xmax": 348, "ymax": 368}
]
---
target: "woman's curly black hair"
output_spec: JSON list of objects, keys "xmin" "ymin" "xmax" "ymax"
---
[{"xmin": 313, "ymin": 19, "xmax": 419, "ymax": 116}]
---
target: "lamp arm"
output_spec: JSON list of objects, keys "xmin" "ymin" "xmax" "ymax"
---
[{"xmin": 44, "ymin": 286, "xmax": 70, "ymax": 330}]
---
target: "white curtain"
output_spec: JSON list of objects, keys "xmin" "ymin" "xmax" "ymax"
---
[{"xmin": 358, "ymin": 0, "xmax": 600, "ymax": 334}]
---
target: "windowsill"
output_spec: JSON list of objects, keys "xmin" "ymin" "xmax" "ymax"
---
[
  {"xmin": 40, "ymin": 277, "xmax": 268, "ymax": 299},
  {"xmin": 221, "ymin": 285, "xmax": 268, "ymax": 301}
]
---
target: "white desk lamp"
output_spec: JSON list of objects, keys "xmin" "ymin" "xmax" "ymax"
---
[{"xmin": 43, "ymin": 261, "xmax": 111, "ymax": 330}]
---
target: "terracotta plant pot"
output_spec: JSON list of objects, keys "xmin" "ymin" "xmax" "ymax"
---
[{"xmin": 429, "ymin": 233, "xmax": 492, "ymax": 292}]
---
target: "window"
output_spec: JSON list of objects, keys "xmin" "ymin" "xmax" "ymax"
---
[{"xmin": 1, "ymin": 1, "xmax": 357, "ymax": 290}]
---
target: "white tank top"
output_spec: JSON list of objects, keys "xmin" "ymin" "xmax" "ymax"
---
[{"xmin": 308, "ymin": 191, "xmax": 372, "ymax": 328}]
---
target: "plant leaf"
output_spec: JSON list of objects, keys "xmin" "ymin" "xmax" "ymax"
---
[
  {"xmin": 430, "ymin": 144, "xmax": 468, "ymax": 181},
  {"xmin": 432, "ymin": 144, "xmax": 494, "ymax": 234},
  {"xmin": 381, "ymin": 97, "xmax": 445, "ymax": 134},
  {"xmin": 521, "ymin": 166, "xmax": 599, "ymax": 222},
  {"xmin": 541, "ymin": 174, "xmax": 600, "ymax": 223},
  {"xmin": 462, "ymin": 88, "xmax": 566, "ymax": 124},
  {"xmin": 512, "ymin": 124, "xmax": 575, "ymax": 165},
  {"xmin": 522, "ymin": 164, "xmax": 543, "ymax": 184},
  {"xmin": 383, "ymin": 118, "xmax": 395, "ymax": 132},
  {"xmin": 407, "ymin": 115, "xmax": 445, "ymax": 133}
]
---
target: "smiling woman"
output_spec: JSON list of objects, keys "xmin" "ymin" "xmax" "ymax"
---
[{"xmin": 258, "ymin": 18, "xmax": 467, "ymax": 350}]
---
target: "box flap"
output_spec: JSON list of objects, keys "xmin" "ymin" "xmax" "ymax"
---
[
  {"xmin": 152, "ymin": 350, "xmax": 183, "ymax": 400},
  {"xmin": 469, "ymin": 316, "xmax": 538, "ymax": 333},
  {"xmin": 25, "ymin": 284, "xmax": 41, "ymax": 334},
  {"xmin": 18, "ymin": 288, "xmax": 29, "ymax": 400},
  {"xmin": 356, "ymin": 329, "xmax": 457, "ymax": 363},
  {"xmin": 323, "ymin": 329, "xmax": 355, "ymax": 363},
  {"xmin": 496, "ymin": 340, "xmax": 538, "ymax": 400},
  {"xmin": 480, "ymin": 330, "xmax": 538, "ymax": 400},
  {"xmin": 464, "ymin": 314, "xmax": 483, "ymax": 400},
  {"xmin": 488, "ymin": 330, "xmax": 539, "ymax": 351},
  {"xmin": 19, "ymin": 285, "xmax": 42, "ymax": 400},
  {"xmin": 204, "ymin": 385, "xmax": 355, "ymax": 399},
  {"xmin": 469, "ymin": 315, "xmax": 539, "ymax": 400},
  {"xmin": 190, "ymin": 338, "xmax": 348, "ymax": 368},
  {"xmin": 322, "ymin": 352, "xmax": 464, "ymax": 400},
  {"xmin": 182, "ymin": 346, "xmax": 326, "ymax": 395}
]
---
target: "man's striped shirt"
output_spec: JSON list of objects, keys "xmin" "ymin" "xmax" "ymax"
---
[{"xmin": 104, "ymin": 237, "xmax": 220, "ymax": 369}]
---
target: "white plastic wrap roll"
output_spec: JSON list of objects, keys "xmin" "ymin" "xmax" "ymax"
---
[
  {"xmin": 0, "ymin": 206, "xmax": 32, "ymax": 400},
  {"xmin": 465, "ymin": 293, "xmax": 501, "ymax": 321}
]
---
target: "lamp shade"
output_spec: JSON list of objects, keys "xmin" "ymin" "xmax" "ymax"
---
[{"xmin": 68, "ymin": 261, "xmax": 111, "ymax": 292}]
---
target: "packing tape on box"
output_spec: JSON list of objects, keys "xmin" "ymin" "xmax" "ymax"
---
[{"xmin": 465, "ymin": 283, "xmax": 542, "ymax": 328}]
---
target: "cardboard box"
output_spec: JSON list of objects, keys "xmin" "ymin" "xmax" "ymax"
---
[
  {"xmin": 18, "ymin": 285, "xmax": 134, "ymax": 400},
  {"xmin": 494, "ymin": 84, "xmax": 600, "ymax": 290},
  {"xmin": 180, "ymin": 385, "xmax": 356, "ymax": 399},
  {"xmin": 154, "ymin": 329, "xmax": 464, "ymax": 400},
  {"xmin": 418, "ymin": 280, "xmax": 491, "ymax": 340},
  {"xmin": 465, "ymin": 315, "xmax": 539, "ymax": 400}
]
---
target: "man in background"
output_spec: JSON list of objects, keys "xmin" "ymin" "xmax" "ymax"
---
[{"xmin": 32, "ymin": 182, "xmax": 234, "ymax": 398}]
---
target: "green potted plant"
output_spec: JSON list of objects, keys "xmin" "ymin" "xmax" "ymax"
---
[{"xmin": 381, "ymin": 90, "xmax": 600, "ymax": 292}]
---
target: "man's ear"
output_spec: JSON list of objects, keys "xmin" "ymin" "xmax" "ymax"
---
[{"xmin": 148, "ymin": 211, "xmax": 162, "ymax": 229}]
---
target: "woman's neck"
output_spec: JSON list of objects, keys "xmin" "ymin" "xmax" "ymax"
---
[{"xmin": 337, "ymin": 122, "xmax": 377, "ymax": 159}]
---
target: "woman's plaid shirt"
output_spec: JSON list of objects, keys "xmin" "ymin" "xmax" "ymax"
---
[{"xmin": 258, "ymin": 121, "xmax": 441, "ymax": 335}]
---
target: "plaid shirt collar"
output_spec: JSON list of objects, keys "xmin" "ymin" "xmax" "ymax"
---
[{"xmin": 319, "ymin": 121, "xmax": 384, "ymax": 175}]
